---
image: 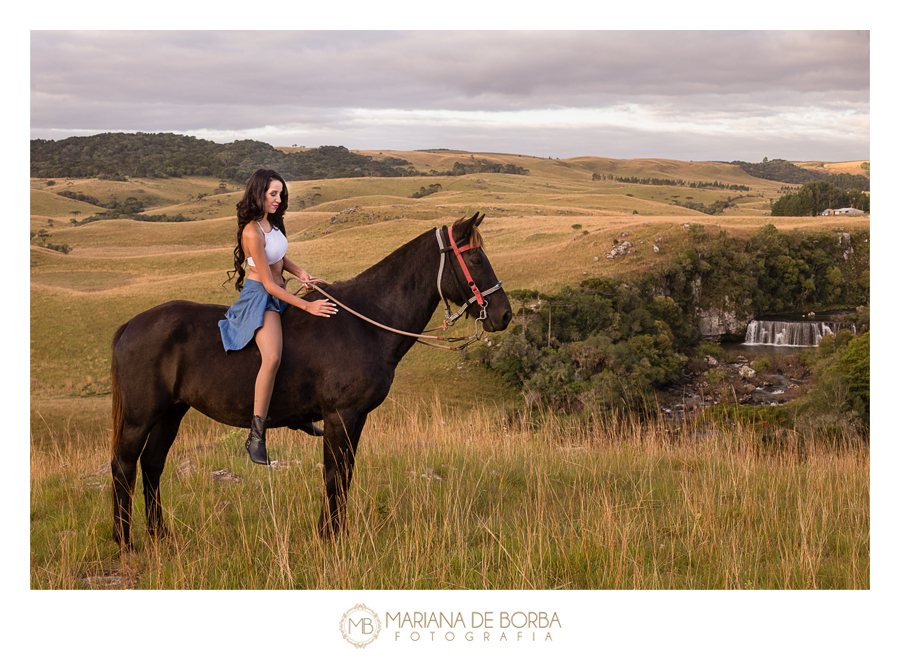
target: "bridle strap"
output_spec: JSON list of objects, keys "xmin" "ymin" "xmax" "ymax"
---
[
  {"xmin": 448, "ymin": 225, "xmax": 485, "ymax": 306},
  {"xmin": 434, "ymin": 226, "xmax": 503, "ymax": 328},
  {"xmin": 435, "ymin": 227, "xmax": 453, "ymax": 320}
]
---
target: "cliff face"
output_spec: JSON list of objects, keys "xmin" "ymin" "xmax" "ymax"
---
[
  {"xmin": 687, "ymin": 275, "xmax": 752, "ymax": 341},
  {"xmin": 696, "ymin": 306, "xmax": 752, "ymax": 341}
]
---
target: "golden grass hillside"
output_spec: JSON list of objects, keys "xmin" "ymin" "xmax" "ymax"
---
[
  {"xmin": 30, "ymin": 152, "xmax": 869, "ymax": 440},
  {"xmin": 794, "ymin": 160, "xmax": 870, "ymax": 177},
  {"xmin": 29, "ymin": 150, "xmax": 870, "ymax": 591}
]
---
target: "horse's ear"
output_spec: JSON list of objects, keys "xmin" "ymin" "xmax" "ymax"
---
[{"xmin": 452, "ymin": 212, "xmax": 485, "ymax": 243}]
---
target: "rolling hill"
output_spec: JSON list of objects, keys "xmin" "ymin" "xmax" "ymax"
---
[{"xmin": 29, "ymin": 148, "xmax": 870, "ymax": 442}]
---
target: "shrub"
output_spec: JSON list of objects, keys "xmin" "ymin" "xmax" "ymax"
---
[
  {"xmin": 409, "ymin": 183, "xmax": 443, "ymax": 199},
  {"xmin": 790, "ymin": 331, "xmax": 869, "ymax": 436},
  {"xmin": 750, "ymin": 358, "xmax": 772, "ymax": 373},
  {"xmin": 483, "ymin": 279, "xmax": 684, "ymax": 413},
  {"xmin": 835, "ymin": 331, "xmax": 869, "ymax": 418},
  {"xmin": 702, "ymin": 403, "xmax": 792, "ymax": 428},
  {"xmin": 698, "ymin": 342, "xmax": 727, "ymax": 362}
]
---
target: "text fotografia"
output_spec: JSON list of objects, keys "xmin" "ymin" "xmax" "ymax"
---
[{"xmin": 386, "ymin": 611, "xmax": 561, "ymax": 642}]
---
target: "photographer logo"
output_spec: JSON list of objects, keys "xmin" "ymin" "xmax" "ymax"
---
[{"xmin": 340, "ymin": 604, "xmax": 382, "ymax": 648}]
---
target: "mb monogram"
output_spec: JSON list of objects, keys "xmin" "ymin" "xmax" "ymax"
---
[{"xmin": 340, "ymin": 604, "xmax": 382, "ymax": 648}]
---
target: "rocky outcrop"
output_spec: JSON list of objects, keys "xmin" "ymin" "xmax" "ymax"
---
[
  {"xmin": 839, "ymin": 232, "xmax": 853, "ymax": 261},
  {"xmin": 607, "ymin": 241, "xmax": 633, "ymax": 259},
  {"xmin": 696, "ymin": 306, "xmax": 753, "ymax": 341},
  {"xmin": 689, "ymin": 277, "xmax": 753, "ymax": 340},
  {"xmin": 211, "ymin": 469, "xmax": 242, "ymax": 484},
  {"xmin": 738, "ymin": 365, "xmax": 757, "ymax": 379}
]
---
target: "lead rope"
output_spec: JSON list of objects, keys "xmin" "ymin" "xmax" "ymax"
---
[{"xmin": 293, "ymin": 281, "xmax": 479, "ymax": 351}]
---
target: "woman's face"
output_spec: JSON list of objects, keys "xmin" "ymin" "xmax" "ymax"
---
[{"xmin": 263, "ymin": 179, "xmax": 283, "ymax": 216}]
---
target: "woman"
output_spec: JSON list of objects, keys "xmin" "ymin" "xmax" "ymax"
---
[{"xmin": 219, "ymin": 169, "xmax": 337, "ymax": 465}]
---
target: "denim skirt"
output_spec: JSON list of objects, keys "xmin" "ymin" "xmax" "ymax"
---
[{"xmin": 219, "ymin": 279, "xmax": 289, "ymax": 352}]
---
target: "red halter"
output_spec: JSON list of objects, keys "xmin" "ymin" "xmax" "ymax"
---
[{"xmin": 447, "ymin": 224, "xmax": 485, "ymax": 307}]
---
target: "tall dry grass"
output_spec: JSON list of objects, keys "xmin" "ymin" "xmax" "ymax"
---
[{"xmin": 30, "ymin": 398, "xmax": 869, "ymax": 590}]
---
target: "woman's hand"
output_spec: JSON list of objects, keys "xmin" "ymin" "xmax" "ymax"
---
[
  {"xmin": 302, "ymin": 298, "xmax": 338, "ymax": 317},
  {"xmin": 285, "ymin": 270, "xmax": 326, "ymax": 289},
  {"xmin": 285, "ymin": 274, "xmax": 326, "ymax": 295},
  {"xmin": 282, "ymin": 265, "xmax": 335, "ymax": 315},
  {"xmin": 298, "ymin": 269, "xmax": 327, "ymax": 285}
]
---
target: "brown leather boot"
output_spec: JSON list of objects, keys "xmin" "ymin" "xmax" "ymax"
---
[{"xmin": 245, "ymin": 415, "xmax": 270, "ymax": 465}]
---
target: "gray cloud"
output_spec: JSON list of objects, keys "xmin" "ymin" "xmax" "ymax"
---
[{"xmin": 30, "ymin": 30, "xmax": 870, "ymax": 161}]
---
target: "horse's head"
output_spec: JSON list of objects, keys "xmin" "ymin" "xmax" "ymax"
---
[{"xmin": 438, "ymin": 212, "xmax": 512, "ymax": 333}]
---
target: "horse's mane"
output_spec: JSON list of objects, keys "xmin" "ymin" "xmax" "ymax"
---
[
  {"xmin": 467, "ymin": 225, "xmax": 483, "ymax": 250},
  {"xmin": 313, "ymin": 228, "xmax": 432, "ymax": 299},
  {"xmin": 314, "ymin": 219, "xmax": 483, "ymax": 299}
]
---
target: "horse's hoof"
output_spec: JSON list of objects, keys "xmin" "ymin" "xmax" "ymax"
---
[
  {"xmin": 113, "ymin": 528, "xmax": 131, "ymax": 550},
  {"xmin": 317, "ymin": 518, "xmax": 345, "ymax": 541},
  {"xmin": 317, "ymin": 521, "xmax": 333, "ymax": 540},
  {"xmin": 148, "ymin": 527, "xmax": 171, "ymax": 542},
  {"xmin": 116, "ymin": 539, "xmax": 135, "ymax": 553}
]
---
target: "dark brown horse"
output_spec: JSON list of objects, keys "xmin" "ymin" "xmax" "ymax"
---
[{"xmin": 109, "ymin": 212, "xmax": 511, "ymax": 548}]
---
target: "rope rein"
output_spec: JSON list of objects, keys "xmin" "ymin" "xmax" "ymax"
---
[
  {"xmin": 288, "ymin": 226, "xmax": 503, "ymax": 352},
  {"xmin": 301, "ymin": 282, "xmax": 470, "ymax": 351}
]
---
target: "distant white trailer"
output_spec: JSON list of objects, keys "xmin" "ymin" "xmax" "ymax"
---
[{"xmin": 822, "ymin": 207, "xmax": 864, "ymax": 216}]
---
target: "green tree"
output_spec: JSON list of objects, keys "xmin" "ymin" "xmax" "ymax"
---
[{"xmin": 836, "ymin": 331, "xmax": 870, "ymax": 419}]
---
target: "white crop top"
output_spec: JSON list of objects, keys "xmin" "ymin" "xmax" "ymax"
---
[{"xmin": 246, "ymin": 223, "xmax": 288, "ymax": 267}]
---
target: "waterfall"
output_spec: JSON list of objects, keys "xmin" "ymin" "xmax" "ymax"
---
[{"xmin": 743, "ymin": 320, "xmax": 853, "ymax": 347}]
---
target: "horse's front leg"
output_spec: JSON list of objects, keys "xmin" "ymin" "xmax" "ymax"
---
[
  {"xmin": 140, "ymin": 404, "xmax": 189, "ymax": 540},
  {"xmin": 318, "ymin": 410, "xmax": 367, "ymax": 539}
]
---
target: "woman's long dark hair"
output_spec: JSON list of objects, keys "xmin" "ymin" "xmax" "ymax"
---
[{"xmin": 225, "ymin": 169, "xmax": 289, "ymax": 291}]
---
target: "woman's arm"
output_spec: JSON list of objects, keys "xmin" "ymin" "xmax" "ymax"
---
[
  {"xmin": 282, "ymin": 256, "xmax": 326, "ymax": 285},
  {"xmin": 243, "ymin": 225, "xmax": 336, "ymax": 317}
]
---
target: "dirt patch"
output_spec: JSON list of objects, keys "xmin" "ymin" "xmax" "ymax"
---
[{"xmin": 80, "ymin": 565, "xmax": 140, "ymax": 589}]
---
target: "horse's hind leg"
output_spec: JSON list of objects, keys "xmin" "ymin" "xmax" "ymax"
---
[
  {"xmin": 141, "ymin": 403, "xmax": 190, "ymax": 540},
  {"xmin": 111, "ymin": 421, "xmax": 153, "ymax": 549}
]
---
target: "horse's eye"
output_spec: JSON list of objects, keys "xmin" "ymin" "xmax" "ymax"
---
[{"xmin": 470, "ymin": 256, "xmax": 483, "ymax": 266}]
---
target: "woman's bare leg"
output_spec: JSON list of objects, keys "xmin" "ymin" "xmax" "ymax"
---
[
  {"xmin": 253, "ymin": 310, "xmax": 283, "ymax": 418},
  {"xmin": 245, "ymin": 310, "xmax": 283, "ymax": 465}
]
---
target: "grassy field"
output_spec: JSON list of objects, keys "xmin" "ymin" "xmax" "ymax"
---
[
  {"xmin": 29, "ymin": 151, "xmax": 870, "ymax": 589},
  {"xmin": 31, "ymin": 399, "xmax": 868, "ymax": 589}
]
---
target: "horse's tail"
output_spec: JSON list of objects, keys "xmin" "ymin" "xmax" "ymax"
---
[{"xmin": 110, "ymin": 322, "xmax": 129, "ymax": 460}]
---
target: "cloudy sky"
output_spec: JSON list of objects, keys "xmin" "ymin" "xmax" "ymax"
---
[{"xmin": 30, "ymin": 30, "xmax": 870, "ymax": 162}]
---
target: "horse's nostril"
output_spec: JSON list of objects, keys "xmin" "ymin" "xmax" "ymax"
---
[{"xmin": 501, "ymin": 310, "xmax": 512, "ymax": 327}]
